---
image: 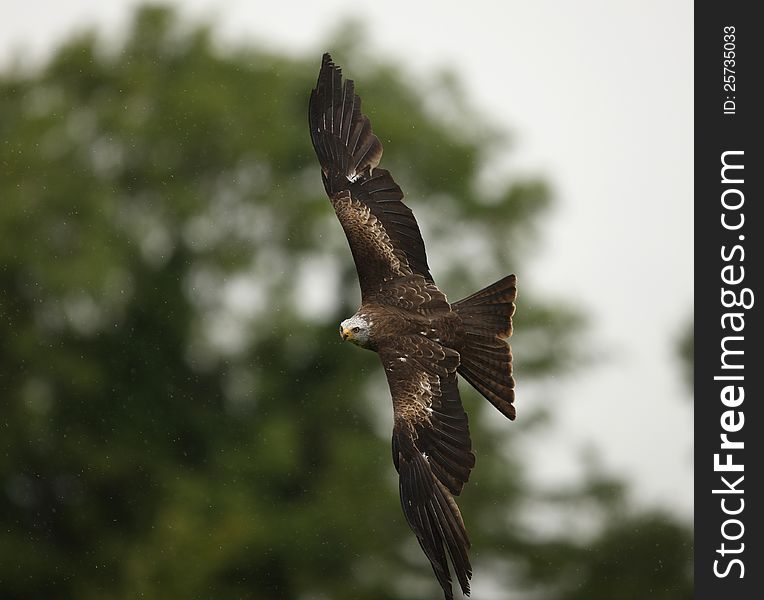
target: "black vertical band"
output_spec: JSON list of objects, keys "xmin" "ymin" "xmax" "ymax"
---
[{"xmin": 695, "ymin": 3, "xmax": 762, "ymax": 597}]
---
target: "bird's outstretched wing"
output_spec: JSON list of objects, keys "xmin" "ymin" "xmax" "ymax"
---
[
  {"xmin": 380, "ymin": 336, "xmax": 475, "ymax": 600},
  {"xmin": 308, "ymin": 53, "xmax": 433, "ymax": 301}
]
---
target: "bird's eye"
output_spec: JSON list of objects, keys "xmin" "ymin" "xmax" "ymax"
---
[{"xmin": 352, "ymin": 326, "xmax": 360, "ymax": 333}]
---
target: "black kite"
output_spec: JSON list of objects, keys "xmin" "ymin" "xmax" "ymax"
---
[{"xmin": 308, "ymin": 53, "xmax": 517, "ymax": 599}]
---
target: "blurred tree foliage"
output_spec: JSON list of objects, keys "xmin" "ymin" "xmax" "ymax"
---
[
  {"xmin": 678, "ymin": 318, "xmax": 694, "ymax": 392},
  {"xmin": 0, "ymin": 6, "xmax": 691, "ymax": 599}
]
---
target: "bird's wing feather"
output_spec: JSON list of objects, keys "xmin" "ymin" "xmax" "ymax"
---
[
  {"xmin": 380, "ymin": 336, "xmax": 474, "ymax": 599},
  {"xmin": 374, "ymin": 274, "xmax": 451, "ymax": 316},
  {"xmin": 309, "ymin": 53, "xmax": 432, "ymax": 300}
]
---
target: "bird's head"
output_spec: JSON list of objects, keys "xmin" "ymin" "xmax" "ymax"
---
[{"xmin": 340, "ymin": 314, "xmax": 372, "ymax": 348}]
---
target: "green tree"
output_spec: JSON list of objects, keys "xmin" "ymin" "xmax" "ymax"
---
[
  {"xmin": 0, "ymin": 6, "xmax": 691, "ymax": 599},
  {"xmin": 677, "ymin": 317, "xmax": 694, "ymax": 391}
]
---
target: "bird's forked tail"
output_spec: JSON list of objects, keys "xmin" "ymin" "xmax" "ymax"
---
[{"xmin": 453, "ymin": 274, "xmax": 517, "ymax": 420}]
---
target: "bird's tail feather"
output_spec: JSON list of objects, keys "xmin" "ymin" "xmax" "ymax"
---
[{"xmin": 453, "ymin": 274, "xmax": 517, "ymax": 420}]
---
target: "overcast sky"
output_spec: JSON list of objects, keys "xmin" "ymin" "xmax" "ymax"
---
[{"xmin": 1, "ymin": 0, "xmax": 694, "ymax": 515}]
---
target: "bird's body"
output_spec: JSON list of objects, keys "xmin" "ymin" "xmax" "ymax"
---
[
  {"xmin": 342, "ymin": 286, "xmax": 459, "ymax": 351},
  {"xmin": 309, "ymin": 53, "xmax": 517, "ymax": 600}
]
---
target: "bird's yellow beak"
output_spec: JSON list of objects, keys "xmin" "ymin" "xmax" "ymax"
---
[{"xmin": 341, "ymin": 327, "xmax": 351, "ymax": 341}]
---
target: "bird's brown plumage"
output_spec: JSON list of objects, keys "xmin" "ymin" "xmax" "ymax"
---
[{"xmin": 308, "ymin": 52, "xmax": 517, "ymax": 600}]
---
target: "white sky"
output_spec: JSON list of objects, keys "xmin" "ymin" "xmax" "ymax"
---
[{"xmin": 2, "ymin": 0, "xmax": 693, "ymax": 518}]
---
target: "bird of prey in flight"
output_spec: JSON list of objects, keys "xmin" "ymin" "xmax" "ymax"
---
[{"xmin": 308, "ymin": 53, "xmax": 517, "ymax": 600}]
